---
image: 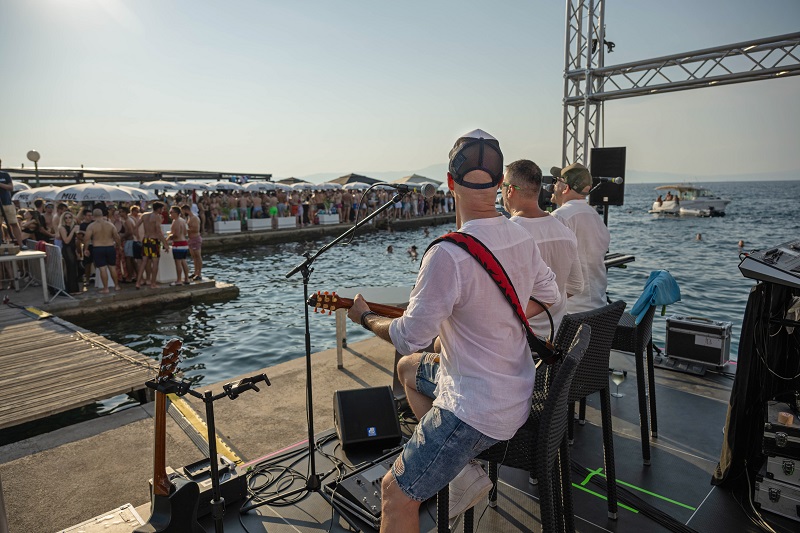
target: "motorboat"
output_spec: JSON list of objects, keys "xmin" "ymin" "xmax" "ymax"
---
[{"xmin": 650, "ymin": 183, "xmax": 731, "ymax": 217}]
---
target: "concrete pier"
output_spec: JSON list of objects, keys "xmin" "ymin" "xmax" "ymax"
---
[{"xmin": 0, "ymin": 337, "xmax": 397, "ymax": 533}]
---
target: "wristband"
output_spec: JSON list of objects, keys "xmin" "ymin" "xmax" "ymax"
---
[{"xmin": 360, "ymin": 311, "xmax": 378, "ymax": 331}]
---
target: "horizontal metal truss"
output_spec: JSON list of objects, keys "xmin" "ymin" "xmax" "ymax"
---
[{"xmin": 565, "ymin": 32, "xmax": 800, "ymax": 104}]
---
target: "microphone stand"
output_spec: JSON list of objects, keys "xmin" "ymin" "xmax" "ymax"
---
[{"xmin": 240, "ymin": 192, "xmax": 404, "ymax": 529}]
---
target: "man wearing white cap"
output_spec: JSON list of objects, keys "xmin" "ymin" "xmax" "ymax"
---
[
  {"xmin": 550, "ymin": 162, "xmax": 611, "ymax": 312},
  {"xmin": 347, "ymin": 130, "xmax": 558, "ymax": 531}
]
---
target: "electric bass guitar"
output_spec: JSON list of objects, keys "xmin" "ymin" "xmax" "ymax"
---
[
  {"xmin": 136, "ymin": 339, "xmax": 204, "ymax": 533},
  {"xmin": 307, "ymin": 291, "xmax": 405, "ymax": 318}
]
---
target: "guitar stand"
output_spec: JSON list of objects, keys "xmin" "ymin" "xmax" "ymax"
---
[{"xmin": 147, "ymin": 373, "xmax": 271, "ymax": 533}]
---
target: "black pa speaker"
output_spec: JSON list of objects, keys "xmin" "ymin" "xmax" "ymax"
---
[
  {"xmin": 333, "ymin": 386, "xmax": 402, "ymax": 449},
  {"xmin": 589, "ymin": 147, "xmax": 626, "ymax": 206}
]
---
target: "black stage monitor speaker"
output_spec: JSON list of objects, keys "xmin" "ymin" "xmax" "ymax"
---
[
  {"xmin": 334, "ymin": 386, "xmax": 402, "ymax": 449},
  {"xmin": 589, "ymin": 147, "xmax": 626, "ymax": 206}
]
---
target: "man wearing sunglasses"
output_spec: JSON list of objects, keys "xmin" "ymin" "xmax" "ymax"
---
[
  {"xmin": 550, "ymin": 162, "xmax": 611, "ymax": 313},
  {"xmin": 503, "ymin": 159, "xmax": 584, "ymax": 338}
]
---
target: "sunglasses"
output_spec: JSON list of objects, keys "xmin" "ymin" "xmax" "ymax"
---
[{"xmin": 501, "ymin": 182, "xmax": 528, "ymax": 191}]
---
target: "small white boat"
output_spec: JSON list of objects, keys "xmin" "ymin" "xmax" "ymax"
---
[{"xmin": 650, "ymin": 183, "xmax": 730, "ymax": 217}]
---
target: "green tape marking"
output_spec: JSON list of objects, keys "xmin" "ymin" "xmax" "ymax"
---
[
  {"xmin": 577, "ymin": 466, "xmax": 696, "ymax": 512},
  {"xmin": 571, "ymin": 483, "xmax": 639, "ymax": 513}
]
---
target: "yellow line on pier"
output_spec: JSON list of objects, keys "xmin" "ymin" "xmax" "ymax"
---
[{"xmin": 168, "ymin": 393, "xmax": 243, "ymax": 464}]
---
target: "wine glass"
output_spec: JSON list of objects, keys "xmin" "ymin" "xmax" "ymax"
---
[{"xmin": 610, "ymin": 369, "xmax": 627, "ymax": 398}]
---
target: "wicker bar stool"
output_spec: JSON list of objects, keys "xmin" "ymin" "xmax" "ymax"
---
[
  {"xmin": 560, "ymin": 301, "xmax": 627, "ymax": 520},
  {"xmin": 439, "ymin": 325, "xmax": 591, "ymax": 533}
]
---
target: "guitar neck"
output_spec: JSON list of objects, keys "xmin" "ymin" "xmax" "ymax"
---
[
  {"xmin": 336, "ymin": 297, "xmax": 405, "ymax": 318},
  {"xmin": 152, "ymin": 391, "xmax": 172, "ymax": 497}
]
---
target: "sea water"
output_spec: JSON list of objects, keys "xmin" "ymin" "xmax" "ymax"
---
[{"xmin": 86, "ymin": 180, "xmax": 799, "ymax": 388}]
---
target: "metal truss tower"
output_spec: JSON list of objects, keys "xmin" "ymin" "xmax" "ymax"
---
[{"xmin": 561, "ymin": 0, "xmax": 800, "ymax": 168}]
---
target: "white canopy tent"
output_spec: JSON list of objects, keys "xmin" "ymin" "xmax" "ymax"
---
[
  {"xmin": 210, "ymin": 181, "xmax": 243, "ymax": 191},
  {"xmin": 12, "ymin": 186, "xmax": 61, "ymax": 205},
  {"xmin": 140, "ymin": 180, "xmax": 180, "ymax": 191},
  {"xmin": 55, "ymin": 183, "xmax": 140, "ymax": 203},
  {"xmin": 175, "ymin": 181, "xmax": 212, "ymax": 191}
]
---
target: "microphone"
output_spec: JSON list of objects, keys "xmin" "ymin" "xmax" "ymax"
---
[
  {"xmin": 596, "ymin": 177, "xmax": 623, "ymax": 184},
  {"xmin": 382, "ymin": 182, "xmax": 437, "ymax": 198}
]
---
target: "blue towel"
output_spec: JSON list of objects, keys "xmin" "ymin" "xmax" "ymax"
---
[{"xmin": 630, "ymin": 270, "xmax": 681, "ymax": 325}]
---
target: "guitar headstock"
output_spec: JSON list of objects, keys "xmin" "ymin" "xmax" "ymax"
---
[
  {"xmin": 157, "ymin": 338, "xmax": 182, "ymax": 382},
  {"xmin": 307, "ymin": 291, "xmax": 344, "ymax": 315}
]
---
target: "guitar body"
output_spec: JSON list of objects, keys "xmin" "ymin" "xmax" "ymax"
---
[{"xmin": 135, "ymin": 477, "xmax": 204, "ymax": 533}]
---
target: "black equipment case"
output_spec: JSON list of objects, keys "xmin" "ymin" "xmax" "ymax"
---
[
  {"xmin": 665, "ymin": 315, "xmax": 732, "ymax": 366},
  {"xmin": 764, "ymin": 402, "xmax": 800, "ymax": 460}
]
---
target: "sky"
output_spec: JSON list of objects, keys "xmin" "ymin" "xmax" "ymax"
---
[{"xmin": 1, "ymin": 0, "xmax": 798, "ymax": 183}]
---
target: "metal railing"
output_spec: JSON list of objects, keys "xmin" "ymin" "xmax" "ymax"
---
[{"xmin": 25, "ymin": 239, "xmax": 75, "ymax": 301}]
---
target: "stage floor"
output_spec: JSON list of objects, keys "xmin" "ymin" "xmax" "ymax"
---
[{"xmin": 156, "ymin": 354, "xmax": 798, "ymax": 532}]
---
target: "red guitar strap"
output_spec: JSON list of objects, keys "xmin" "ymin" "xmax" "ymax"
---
[{"xmin": 424, "ymin": 232, "xmax": 558, "ymax": 364}]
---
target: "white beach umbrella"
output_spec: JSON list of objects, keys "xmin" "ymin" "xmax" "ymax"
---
[
  {"xmin": 116, "ymin": 185, "xmax": 158, "ymax": 201},
  {"xmin": 290, "ymin": 182, "xmax": 312, "ymax": 190},
  {"xmin": 320, "ymin": 183, "xmax": 342, "ymax": 190},
  {"xmin": 12, "ymin": 186, "xmax": 61, "ymax": 204},
  {"xmin": 139, "ymin": 180, "xmax": 180, "ymax": 191},
  {"xmin": 55, "ymin": 183, "xmax": 138, "ymax": 203},
  {"xmin": 273, "ymin": 183, "xmax": 293, "ymax": 191},
  {"xmin": 13, "ymin": 182, "xmax": 31, "ymax": 192},
  {"xmin": 210, "ymin": 180, "xmax": 243, "ymax": 191},
  {"xmin": 175, "ymin": 181, "xmax": 212, "ymax": 191},
  {"xmin": 244, "ymin": 181, "xmax": 277, "ymax": 192},
  {"xmin": 343, "ymin": 182, "xmax": 369, "ymax": 190}
]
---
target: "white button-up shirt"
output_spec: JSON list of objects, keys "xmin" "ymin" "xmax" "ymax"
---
[
  {"xmin": 552, "ymin": 199, "xmax": 611, "ymax": 313},
  {"xmin": 510, "ymin": 215, "xmax": 584, "ymax": 338},
  {"xmin": 389, "ymin": 216, "xmax": 556, "ymax": 440}
]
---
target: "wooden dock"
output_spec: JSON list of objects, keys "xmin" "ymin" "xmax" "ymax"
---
[{"xmin": 0, "ymin": 304, "xmax": 156, "ymax": 430}]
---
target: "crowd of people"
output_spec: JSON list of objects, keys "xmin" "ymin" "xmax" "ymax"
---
[
  {"xmin": 1, "ymin": 180, "xmax": 204, "ymax": 294},
  {"xmin": 183, "ymin": 186, "xmax": 454, "ymax": 230},
  {"xmin": 1, "ymin": 170, "xmax": 458, "ymax": 295}
]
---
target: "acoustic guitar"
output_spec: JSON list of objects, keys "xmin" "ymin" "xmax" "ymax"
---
[
  {"xmin": 135, "ymin": 339, "xmax": 203, "ymax": 533},
  {"xmin": 307, "ymin": 291, "xmax": 405, "ymax": 318}
]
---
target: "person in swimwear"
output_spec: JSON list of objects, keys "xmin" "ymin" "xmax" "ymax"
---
[
  {"xmin": 168, "ymin": 206, "xmax": 191, "ymax": 285},
  {"xmin": 135, "ymin": 201, "xmax": 170, "ymax": 289},
  {"xmin": 83, "ymin": 208, "xmax": 122, "ymax": 294},
  {"xmin": 182, "ymin": 204, "xmax": 203, "ymax": 280}
]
